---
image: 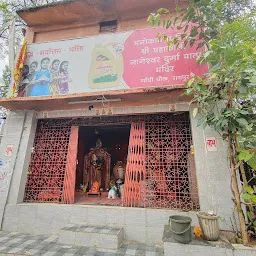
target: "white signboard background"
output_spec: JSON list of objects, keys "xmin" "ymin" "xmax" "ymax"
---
[{"xmin": 24, "ymin": 32, "xmax": 130, "ymax": 96}]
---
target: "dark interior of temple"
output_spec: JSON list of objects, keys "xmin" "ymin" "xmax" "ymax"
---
[{"xmin": 75, "ymin": 124, "xmax": 130, "ymax": 205}]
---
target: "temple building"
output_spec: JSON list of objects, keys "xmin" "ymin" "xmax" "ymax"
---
[{"xmin": 0, "ymin": 0, "xmax": 233, "ymax": 245}]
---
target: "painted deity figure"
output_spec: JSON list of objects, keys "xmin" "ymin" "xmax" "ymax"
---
[
  {"xmin": 84, "ymin": 138, "xmax": 111, "ymax": 190},
  {"xmin": 88, "ymin": 181, "xmax": 100, "ymax": 194}
]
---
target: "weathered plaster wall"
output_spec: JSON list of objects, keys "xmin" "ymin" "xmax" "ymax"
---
[
  {"xmin": 0, "ymin": 111, "xmax": 37, "ymax": 226},
  {"xmin": 7, "ymin": 112, "xmax": 37, "ymax": 205},
  {"xmin": 32, "ymin": 18, "xmax": 151, "ymax": 43},
  {"xmin": 189, "ymin": 105, "xmax": 233, "ymax": 229},
  {"xmin": 36, "ymin": 103, "xmax": 189, "ymax": 119}
]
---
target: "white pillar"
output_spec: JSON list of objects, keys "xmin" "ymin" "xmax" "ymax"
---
[
  {"xmin": 190, "ymin": 106, "xmax": 233, "ymax": 230},
  {"xmin": 7, "ymin": 111, "xmax": 37, "ymax": 204},
  {"xmin": 0, "ymin": 110, "xmax": 37, "ymax": 227}
]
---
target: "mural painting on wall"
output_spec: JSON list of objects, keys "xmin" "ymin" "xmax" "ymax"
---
[{"xmin": 19, "ymin": 27, "xmax": 208, "ymax": 97}]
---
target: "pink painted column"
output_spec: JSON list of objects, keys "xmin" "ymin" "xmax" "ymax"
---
[
  {"xmin": 124, "ymin": 122, "xmax": 146, "ymax": 207},
  {"xmin": 62, "ymin": 126, "xmax": 79, "ymax": 204}
]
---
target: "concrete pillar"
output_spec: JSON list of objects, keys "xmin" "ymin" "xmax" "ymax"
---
[
  {"xmin": 189, "ymin": 106, "xmax": 234, "ymax": 229},
  {"xmin": 0, "ymin": 110, "xmax": 37, "ymax": 227},
  {"xmin": 7, "ymin": 111, "xmax": 37, "ymax": 204}
]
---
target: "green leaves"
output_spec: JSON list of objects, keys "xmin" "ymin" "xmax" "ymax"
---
[
  {"xmin": 242, "ymin": 186, "xmax": 256, "ymax": 204},
  {"xmin": 0, "ymin": 0, "xmax": 61, "ymax": 60},
  {"xmin": 237, "ymin": 148, "xmax": 256, "ymax": 170},
  {"xmin": 197, "ymin": 41, "xmax": 205, "ymax": 50},
  {"xmin": 210, "ymin": 62, "xmax": 222, "ymax": 72},
  {"xmin": 248, "ymin": 156, "xmax": 256, "ymax": 170},
  {"xmin": 244, "ymin": 186, "xmax": 254, "ymax": 195},
  {"xmin": 237, "ymin": 118, "xmax": 248, "ymax": 126},
  {"xmin": 0, "ymin": 65, "xmax": 11, "ymax": 97},
  {"xmin": 242, "ymin": 192, "xmax": 256, "ymax": 203},
  {"xmin": 186, "ymin": 87, "xmax": 194, "ymax": 95},
  {"xmin": 148, "ymin": 0, "xmax": 256, "ymax": 153},
  {"xmin": 190, "ymin": 39, "xmax": 196, "ymax": 47},
  {"xmin": 190, "ymin": 27, "xmax": 198, "ymax": 37},
  {"xmin": 147, "ymin": 13, "xmax": 161, "ymax": 27},
  {"xmin": 148, "ymin": 0, "xmax": 256, "ymax": 242},
  {"xmin": 238, "ymin": 148, "xmax": 254, "ymax": 162},
  {"xmin": 175, "ymin": 6, "xmax": 182, "ymax": 12},
  {"xmin": 241, "ymin": 193, "xmax": 252, "ymax": 200},
  {"xmin": 157, "ymin": 8, "xmax": 170, "ymax": 14},
  {"xmin": 197, "ymin": 116, "xmax": 207, "ymax": 127},
  {"xmin": 166, "ymin": 20, "xmax": 172, "ymax": 29}
]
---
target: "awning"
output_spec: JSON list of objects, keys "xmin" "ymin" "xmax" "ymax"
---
[{"xmin": 0, "ymin": 86, "xmax": 191, "ymax": 111}]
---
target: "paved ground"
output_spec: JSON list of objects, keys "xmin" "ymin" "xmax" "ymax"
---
[{"xmin": 0, "ymin": 231, "xmax": 164, "ymax": 256}]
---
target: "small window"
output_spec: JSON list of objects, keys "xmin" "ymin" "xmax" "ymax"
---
[{"xmin": 99, "ymin": 20, "xmax": 117, "ymax": 33}]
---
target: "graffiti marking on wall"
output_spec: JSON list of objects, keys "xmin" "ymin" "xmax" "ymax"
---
[
  {"xmin": 0, "ymin": 158, "xmax": 12, "ymax": 197},
  {"xmin": 5, "ymin": 145, "xmax": 14, "ymax": 157},
  {"xmin": 205, "ymin": 137, "xmax": 217, "ymax": 152}
]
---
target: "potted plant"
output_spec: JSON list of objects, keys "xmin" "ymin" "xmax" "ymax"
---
[{"xmin": 197, "ymin": 211, "xmax": 220, "ymax": 241}]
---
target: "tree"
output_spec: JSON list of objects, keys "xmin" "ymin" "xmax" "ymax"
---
[
  {"xmin": 0, "ymin": 0, "xmax": 61, "ymax": 59},
  {"xmin": 0, "ymin": 65, "xmax": 10, "ymax": 117},
  {"xmin": 0, "ymin": 65, "xmax": 10, "ymax": 98},
  {"xmin": 148, "ymin": 0, "xmax": 256, "ymax": 245},
  {"xmin": 0, "ymin": 0, "xmax": 62, "ymax": 114}
]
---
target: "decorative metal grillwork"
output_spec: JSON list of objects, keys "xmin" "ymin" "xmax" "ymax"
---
[
  {"xmin": 24, "ymin": 113, "xmax": 199, "ymax": 210},
  {"xmin": 24, "ymin": 124, "xmax": 71, "ymax": 202},
  {"xmin": 124, "ymin": 122, "xmax": 146, "ymax": 208},
  {"xmin": 62, "ymin": 126, "xmax": 79, "ymax": 204},
  {"xmin": 145, "ymin": 114, "xmax": 199, "ymax": 210}
]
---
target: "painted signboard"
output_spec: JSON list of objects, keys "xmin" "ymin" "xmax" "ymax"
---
[
  {"xmin": 205, "ymin": 137, "xmax": 218, "ymax": 152},
  {"xmin": 19, "ymin": 27, "xmax": 208, "ymax": 97}
]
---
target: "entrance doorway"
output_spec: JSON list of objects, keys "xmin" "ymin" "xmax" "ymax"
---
[
  {"xmin": 75, "ymin": 124, "xmax": 130, "ymax": 206},
  {"xmin": 24, "ymin": 113, "xmax": 199, "ymax": 211}
]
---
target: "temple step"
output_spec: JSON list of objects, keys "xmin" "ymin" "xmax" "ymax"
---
[{"xmin": 58, "ymin": 224, "xmax": 124, "ymax": 250}]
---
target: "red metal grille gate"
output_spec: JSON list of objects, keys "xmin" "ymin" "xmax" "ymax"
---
[
  {"xmin": 24, "ymin": 123, "xmax": 71, "ymax": 202},
  {"xmin": 24, "ymin": 114, "xmax": 199, "ymax": 210},
  {"xmin": 62, "ymin": 126, "xmax": 79, "ymax": 204},
  {"xmin": 145, "ymin": 115, "xmax": 199, "ymax": 210},
  {"xmin": 123, "ymin": 122, "xmax": 146, "ymax": 208}
]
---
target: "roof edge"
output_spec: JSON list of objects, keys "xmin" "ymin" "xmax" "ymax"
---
[{"xmin": 17, "ymin": 0, "xmax": 83, "ymax": 15}]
